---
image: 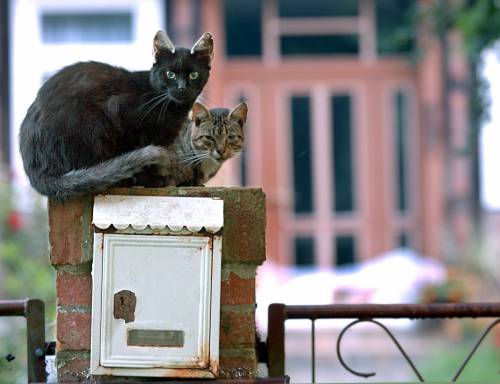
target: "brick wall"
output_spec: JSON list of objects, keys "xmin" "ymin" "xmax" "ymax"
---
[{"xmin": 49, "ymin": 187, "xmax": 266, "ymax": 381}]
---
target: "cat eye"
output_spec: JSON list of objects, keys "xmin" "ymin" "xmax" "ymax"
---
[
  {"xmin": 189, "ymin": 72, "xmax": 199, "ymax": 80},
  {"xmin": 166, "ymin": 71, "xmax": 176, "ymax": 79},
  {"xmin": 201, "ymin": 135, "xmax": 216, "ymax": 143},
  {"xmin": 228, "ymin": 135, "xmax": 239, "ymax": 140}
]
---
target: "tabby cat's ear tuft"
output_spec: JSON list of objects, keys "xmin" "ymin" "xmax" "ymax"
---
[
  {"xmin": 191, "ymin": 102, "xmax": 211, "ymax": 126},
  {"xmin": 191, "ymin": 32, "xmax": 214, "ymax": 63},
  {"xmin": 228, "ymin": 102, "xmax": 248, "ymax": 127},
  {"xmin": 153, "ymin": 31, "xmax": 175, "ymax": 60}
]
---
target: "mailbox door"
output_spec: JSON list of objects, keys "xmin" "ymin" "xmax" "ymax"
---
[{"xmin": 93, "ymin": 234, "xmax": 217, "ymax": 370}]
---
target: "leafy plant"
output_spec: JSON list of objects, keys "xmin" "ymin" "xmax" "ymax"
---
[{"xmin": 0, "ymin": 175, "xmax": 55, "ymax": 383}]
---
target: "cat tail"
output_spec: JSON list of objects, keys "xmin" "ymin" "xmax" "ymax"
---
[{"xmin": 31, "ymin": 145, "xmax": 167, "ymax": 201}]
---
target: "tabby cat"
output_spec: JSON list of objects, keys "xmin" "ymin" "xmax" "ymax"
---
[
  {"xmin": 19, "ymin": 31, "xmax": 213, "ymax": 201},
  {"xmin": 153, "ymin": 102, "xmax": 247, "ymax": 186}
]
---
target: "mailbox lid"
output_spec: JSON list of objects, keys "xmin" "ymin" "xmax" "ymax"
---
[
  {"xmin": 93, "ymin": 195, "xmax": 223, "ymax": 232},
  {"xmin": 98, "ymin": 234, "xmax": 214, "ymax": 368}
]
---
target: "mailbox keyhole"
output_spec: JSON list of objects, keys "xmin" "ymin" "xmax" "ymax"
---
[{"xmin": 114, "ymin": 290, "xmax": 136, "ymax": 323}]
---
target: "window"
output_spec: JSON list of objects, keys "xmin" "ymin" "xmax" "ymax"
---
[
  {"xmin": 223, "ymin": 0, "xmax": 262, "ymax": 57},
  {"xmin": 291, "ymin": 95, "xmax": 313, "ymax": 214},
  {"xmin": 335, "ymin": 235, "xmax": 356, "ymax": 266},
  {"xmin": 332, "ymin": 95, "xmax": 354, "ymax": 213},
  {"xmin": 223, "ymin": 0, "xmax": 417, "ymax": 59},
  {"xmin": 278, "ymin": 0, "xmax": 360, "ymax": 57},
  {"xmin": 41, "ymin": 13, "xmax": 133, "ymax": 43},
  {"xmin": 376, "ymin": 0, "xmax": 416, "ymax": 55},
  {"xmin": 288, "ymin": 91, "xmax": 358, "ymax": 268},
  {"xmin": 394, "ymin": 90, "xmax": 409, "ymax": 213},
  {"xmin": 398, "ymin": 231, "xmax": 410, "ymax": 248},
  {"xmin": 391, "ymin": 88, "xmax": 417, "ymax": 250},
  {"xmin": 278, "ymin": 0, "xmax": 358, "ymax": 18},
  {"xmin": 294, "ymin": 237, "xmax": 315, "ymax": 266},
  {"xmin": 281, "ymin": 35, "xmax": 359, "ymax": 56}
]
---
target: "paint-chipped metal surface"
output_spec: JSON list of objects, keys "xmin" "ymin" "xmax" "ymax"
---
[
  {"xmin": 93, "ymin": 195, "xmax": 223, "ymax": 233},
  {"xmin": 91, "ymin": 233, "xmax": 222, "ymax": 378},
  {"xmin": 90, "ymin": 194, "xmax": 223, "ymax": 378},
  {"xmin": 113, "ymin": 290, "xmax": 136, "ymax": 323}
]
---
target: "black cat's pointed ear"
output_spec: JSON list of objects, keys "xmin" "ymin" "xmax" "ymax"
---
[
  {"xmin": 228, "ymin": 102, "xmax": 248, "ymax": 127},
  {"xmin": 153, "ymin": 31, "xmax": 175, "ymax": 60},
  {"xmin": 191, "ymin": 102, "xmax": 211, "ymax": 125},
  {"xmin": 191, "ymin": 32, "xmax": 214, "ymax": 63}
]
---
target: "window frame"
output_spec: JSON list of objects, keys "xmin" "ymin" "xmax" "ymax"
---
[
  {"xmin": 384, "ymin": 82, "xmax": 420, "ymax": 249},
  {"xmin": 278, "ymin": 83, "xmax": 362, "ymax": 268},
  {"xmin": 262, "ymin": 0, "xmax": 377, "ymax": 62}
]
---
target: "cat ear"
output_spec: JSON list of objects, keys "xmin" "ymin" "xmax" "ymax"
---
[
  {"xmin": 153, "ymin": 31, "xmax": 175, "ymax": 60},
  {"xmin": 191, "ymin": 32, "xmax": 214, "ymax": 62},
  {"xmin": 228, "ymin": 102, "xmax": 248, "ymax": 127},
  {"xmin": 191, "ymin": 102, "xmax": 211, "ymax": 126}
]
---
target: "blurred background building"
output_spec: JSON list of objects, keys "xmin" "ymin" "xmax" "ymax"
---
[
  {"xmin": 1, "ymin": 1, "xmax": 500, "ymax": 382},
  {"xmin": 0, "ymin": 0, "xmax": 495, "ymax": 270}
]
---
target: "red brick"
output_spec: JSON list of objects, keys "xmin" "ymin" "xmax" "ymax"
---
[
  {"xmin": 221, "ymin": 273, "xmax": 255, "ymax": 305},
  {"xmin": 57, "ymin": 312, "xmax": 91, "ymax": 351},
  {"xmin": 217, "ymin": 189, "xmax": 266, "ymax": 264},
  {"xmin": 219, "ymin": 355, "xmax": 258, "ymax": 378},
  {"xmin": 57, "ymin": 357, "xmax": 90, "ymax": 382},
  {"xmin": 57, "ymin": 273, "xmax": 92, "ymax": 306},
  {"xmin": 48, "ymin": 198, "xmax": 92, "ymax": 265},
  {"xmin": 220, "ymin": 310, "xmax": 255, "ymax": 348}
]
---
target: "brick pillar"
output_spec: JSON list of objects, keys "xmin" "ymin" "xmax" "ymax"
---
[{"xmin": 49, "ymin": 187, "xmax": 265, "ymax": 381}]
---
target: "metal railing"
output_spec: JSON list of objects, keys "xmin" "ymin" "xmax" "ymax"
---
[
  {"xmin": 0, "ymin": 299, "xmax": 46, "ymax": 383},
  {"xmin": 266, "ymin": 302, "xmax": 500, "ymax": 382}
]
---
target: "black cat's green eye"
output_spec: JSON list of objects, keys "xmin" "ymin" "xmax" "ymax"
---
[
  {"xmin": 166, "ymin": 71, "xmax": 176, "ymax": 79},
  {"xmin": 189, "ymin": 72, "xmax": 199, "ymax": 80}
]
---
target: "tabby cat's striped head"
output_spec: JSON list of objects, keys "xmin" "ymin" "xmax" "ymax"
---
[{"xmin": 188, "ymin": 102, "xmax": 247, "ymax": 163}]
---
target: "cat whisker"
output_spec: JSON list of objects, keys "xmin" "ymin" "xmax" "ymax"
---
[
  {"xmin": 177, "ymin": 148, "xmax": 207, "ymax": 156},
  {"xmin": 138, "ymin": 92, "xmax": 168, "ymax": 111},
  {"xmin": 139, "ymin": 93, "xmax": 170, "ymax": 124},
  {"xmin": 179, "ymin": 152, "xmax": 211, "ymax": 165},
  {"xmin": 176, "ymin": 154, "xmax": 202, "ymax": 160},
  {"xmin": 160, "ymin": 99, "xmax": 171, "ymax": 123},
  {"xmin": 139, "ymin": 95, "xmax": 168, "ymax": 118},
  {"xmin": 157, "ymin": 98, "xmax": 169, "ymax": 124},
  {"xmin": 178, "ymin": 153, "xmax": 208, "ymax": 162}
]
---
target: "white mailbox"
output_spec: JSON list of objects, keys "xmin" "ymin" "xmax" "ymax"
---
[{"xmin": 90, "ymin": 195, "xmax": 222, "ymax": 378}]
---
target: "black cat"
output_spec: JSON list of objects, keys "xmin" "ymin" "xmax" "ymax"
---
[{"xmin": 19, "ymin": 31, "xmax": 213, "ymax": 201}]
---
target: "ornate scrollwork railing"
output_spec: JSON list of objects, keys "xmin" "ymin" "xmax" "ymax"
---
[{"xmin": 266, "ymin": 303, "xmax": 500, "ymax": 383}]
